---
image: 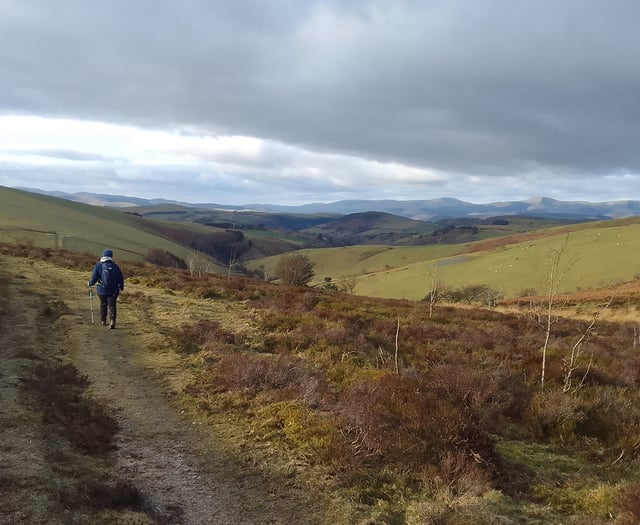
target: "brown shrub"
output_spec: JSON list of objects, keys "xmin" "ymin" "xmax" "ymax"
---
[
  {"xmin": 173, "ymin": 319, "xmax": 233, "ymax": 353},
  {"xmin": 526, "ymin": 386, "xmax": 640, "ymax": 456},
  {"xmin": 438, "ymin": 449, "xmax": 493, "ymax": 496},
  {"xmin": 525, "ymin": 388, "xmax": 584, "ymax": 444},
  {"xmin": 427, "ymin": 364, "xmax": 532, "ymax": 432},
  {"xmin": 572, "ymin": 387, "xmax": 640, "ymax": 457},
  {"xmin": 429, "ymin": 364, "xmax": 497, "ymax": 410},
  {"xmin": 207, "ymin": 352, "xmax": 331, "ymax": 408},
  {"xmin": 258, "ymin": 311, "xmax": 300, "ymax": 332},
  {"xmin": 338, "ymin": 374, "xmax": 499, "ymax": 477},
  {"xmin": 616, "ymin": 482, "xmax": 640, "ymax": 524}
]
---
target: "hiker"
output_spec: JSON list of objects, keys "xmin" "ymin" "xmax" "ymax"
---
[{"xmin": 88, "ymin": 249, "xmax": 125, "ymax": 329}]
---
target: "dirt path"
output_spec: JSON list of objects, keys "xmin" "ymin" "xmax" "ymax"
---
[{"xmin": 0, "ymin": 257, "xmax": 322, "ymax": 524}]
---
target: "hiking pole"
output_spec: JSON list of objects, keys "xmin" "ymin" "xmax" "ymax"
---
[{"xmin": 89, "ymin": 285, "xmax": 95, "ymax": 324}]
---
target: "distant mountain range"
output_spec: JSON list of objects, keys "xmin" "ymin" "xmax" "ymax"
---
[{"xmin": 16, "ymin": 187, "xmax": 640, "ymax": 221}]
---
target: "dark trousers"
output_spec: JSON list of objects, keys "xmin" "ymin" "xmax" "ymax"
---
[{"xmin": 99, "ymin": 295, "xmax": 117, "ymax": 323}]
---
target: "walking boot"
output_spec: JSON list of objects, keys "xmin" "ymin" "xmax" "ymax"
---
[{"xmin": 109, "ymin": 318, "xmax": 115, "ymax": 329}]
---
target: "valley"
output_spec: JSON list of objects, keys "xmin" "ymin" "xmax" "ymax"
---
[{"xmin": 2, "ymin": 186, "xmax": 640, "ymax": 523}]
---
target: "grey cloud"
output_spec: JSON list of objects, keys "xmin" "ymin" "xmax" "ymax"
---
[{"xmin": 1, "ymin": 0, "xmax": 640, "ymax": 196}]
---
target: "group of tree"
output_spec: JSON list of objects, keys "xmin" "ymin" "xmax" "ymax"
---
[
  {"xmin": 146, "ymin": 248, "xmax": 187, "ymax": 269},
  {"xmin": 423, "ymin": 284, "xmax": 503, "ymax": 307},
  {"xmin": 275, "ymin": 253, "xmax": 316, "ymax": 286}
]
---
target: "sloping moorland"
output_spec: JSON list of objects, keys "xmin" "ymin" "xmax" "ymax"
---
[{"xmin": 2, "ymin": 242, "xmax": 639, "ymax": 524}]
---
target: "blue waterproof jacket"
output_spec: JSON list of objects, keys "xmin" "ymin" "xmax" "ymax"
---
[{"xmin": 89, "ymin": 257, "xmax": 125, "ymax": 296}]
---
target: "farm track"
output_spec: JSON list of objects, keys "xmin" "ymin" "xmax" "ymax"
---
[{"xmin": 0, "ymin": 256, "xmax": 320, "ymax": 524}]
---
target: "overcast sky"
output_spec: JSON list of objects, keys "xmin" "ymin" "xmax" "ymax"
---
[{"xmin": 1, "ymin": 0, "xmax": 639, "ymax": 205}]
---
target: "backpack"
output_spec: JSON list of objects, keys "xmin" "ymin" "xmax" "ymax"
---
[{"xmin": 101, "ymin": 261, "xmax": 116, "ymax": 291}]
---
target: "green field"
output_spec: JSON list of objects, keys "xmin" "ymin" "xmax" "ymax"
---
[
  {"xmin": 361, "ymin": 222, "xmax": 640, "ymax": 299},
  {"xmin": 0, "ymin": 186, "xmax": 223, "ymax": 269},
  {"xmin": 249, "ymin": 219, "xmax": 640, "ymax": 299}
]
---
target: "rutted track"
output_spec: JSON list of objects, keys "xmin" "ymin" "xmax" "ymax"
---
[{"xmin": 0, "ymin": 256, "xmax": 319, "ymax": 524}]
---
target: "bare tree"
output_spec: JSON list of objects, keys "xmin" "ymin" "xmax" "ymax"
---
[
  {"xmin": 518, "ymin": 288, "xmax": 538, "ymax": 313},
  {"xmin": 226, "ymin": 245, "xmax": 240, "ymax": 280},
  {"xmin": 540, "ymin": 235, "xmax": 577, "ymax": 389},
  {"xmin": 186, "ymin": 249, "xmax": 205, "ymax": 277},
  {"xmin": 426, "ymin": 262, "xmax": 440, "ymax": 319},
  {"xmin": 338, "ymin": 274, "xmax": 357, "ymax": 294},
  {"xmin": 563, "ymin": 296, "xmax": 614, "ymax": 392},
  {"xmin": 394, "ymin": 319, "xmax": 400, "ymax": 374}
]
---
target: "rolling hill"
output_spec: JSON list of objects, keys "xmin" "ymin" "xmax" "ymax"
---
[
  {"xmin": 18, "ymin": 187, "xmax": 640, "ymax": 221},
  {"xmin": 0, "ymin": 186, "xmax": 224, "ymax": 270},
  {"xmin": 248, "ymin": 218, "xmax": 640, "ymax": 300},
  {"xmin": 5, "ymin": 186, "xmax": 640, "ymax": 301}
]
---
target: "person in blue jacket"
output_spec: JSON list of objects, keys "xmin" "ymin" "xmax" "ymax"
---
[{"xmin": 89, "ymin": 249, "xmax": 125, "ymax": 329}]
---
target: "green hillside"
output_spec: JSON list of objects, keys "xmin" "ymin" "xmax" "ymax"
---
[
  {"xmin": 0, "ymin": 186, "xmax": 223, "ymax": 269},
  {"xmin": 363, "ymin": 220, "xmax": 640, "ymax": 300},
  {"xmin": 249, "ymin": 218, "xmax": 640, "ymax": 299}
]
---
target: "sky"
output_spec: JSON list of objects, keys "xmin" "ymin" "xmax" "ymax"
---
[{"xmin": 1, "ymin": 0, "xmax": 640, "ymax": 205}]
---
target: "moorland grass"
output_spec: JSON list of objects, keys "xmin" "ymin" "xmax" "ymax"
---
[
  {"xmin": 158, "ymin": 264, "xmax": 639, "ymax": 522},
  {"xmin": 5, "ymin": 243, "xmax": 640, "ymax": 523}
]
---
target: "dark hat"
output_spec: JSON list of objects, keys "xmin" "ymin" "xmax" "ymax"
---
[{"xmin": 102, "ymin": 249, "xmax": 114, "ymax": 258}]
